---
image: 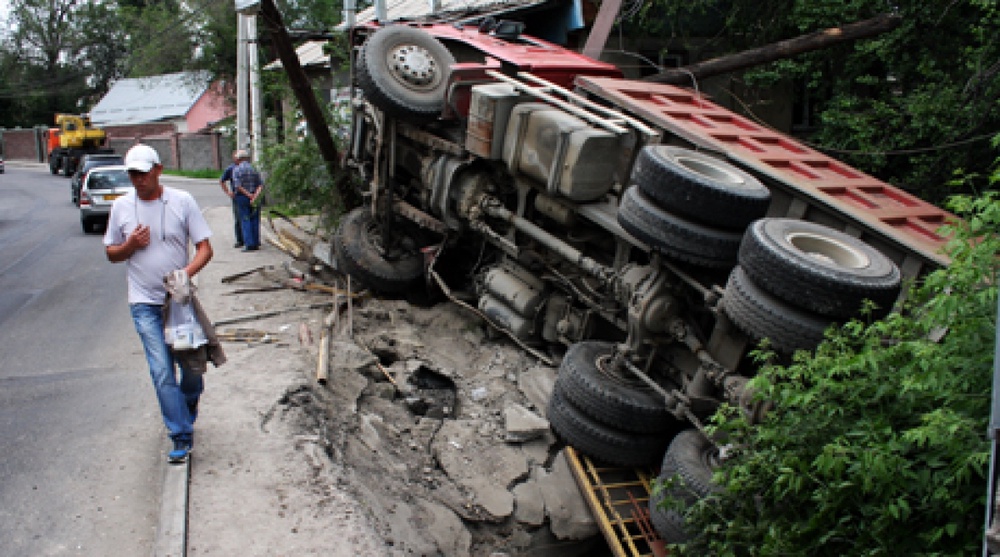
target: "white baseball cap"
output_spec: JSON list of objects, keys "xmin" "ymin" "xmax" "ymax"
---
[{"xmin": 124, "ymin": 144, "xmax": 161, "ymax": 173}]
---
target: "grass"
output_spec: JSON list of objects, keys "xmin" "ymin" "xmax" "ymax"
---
[{"xmin": 163, "ymin": 168, "xmax": 221, "ymax": 180}]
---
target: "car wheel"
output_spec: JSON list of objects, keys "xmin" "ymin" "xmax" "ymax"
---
[
  {"xmin": 555, "ymin": 341, "xmax": 681, "ymax": 434},
  {"xmin": 81, "ymin": 216, "xmax": 93, "ymax": 234},
  {"xmin": 617, "ymin": 186, "xmax": 742, "ymax": 268},
  {"xmin": 334, "ymin": 206, "xmax": 424, "ymax": 294},
  {"xmin": 738, "ymin": 218, "xmax": 902, "ymax": 319},
  {"xmin": 650, "ymin": 428, "xmax": 721, "ymax": 544},
  {"xmin": 632, "ymin": 146, "xmax": 770, "ymax": 230},
  {"xmin": 356, "ymin": 25, "xmax": 456, "ymax": 120},
  {"xmin": 546, "ymin": 386, "xmax": 670, "ymax": 468},
  {"xmin": 722, "ymin": 265, "xmax": 834, "ymax": 354}
]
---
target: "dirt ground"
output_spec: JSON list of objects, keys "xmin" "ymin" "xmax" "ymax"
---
[{"xmin": 185, "ymin": 207, "xmax": 614, "ymax": 557}]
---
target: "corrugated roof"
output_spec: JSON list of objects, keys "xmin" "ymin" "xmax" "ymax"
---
[
  {"xmin": 348, "ymin": 0, "xmax": 549, "ymax": 26},
  {"xmin": 90, "ymin": 71, "xmax": 212, "ymax": 126},
  {"xmin": 263, "ymin": 41, "xmax": 329, "ymax": 71}
]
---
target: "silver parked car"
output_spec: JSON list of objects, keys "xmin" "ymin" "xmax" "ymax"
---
[
  {"xmin": 71, "ymin": 153, "xmax": 123, "ymax": 205},
  {"xmin": 80, "ymin": 165, "xmax": 131, "ymax": 233}
]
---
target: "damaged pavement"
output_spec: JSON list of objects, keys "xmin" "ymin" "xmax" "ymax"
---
[{"xmin": 211, "ymin": 214, "xmax": 613, "ymax": 556}]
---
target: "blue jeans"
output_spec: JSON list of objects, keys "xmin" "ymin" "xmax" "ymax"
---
[
  {"xmin": 231, "ymin": 199, "xmax": 244, "ymax": 245},
  {"xmin": 236, "ymin": 195, "xmax": 260, "ymax": 248},
  {"xmin": 130, "ymin": 304, "xmax": 202, "ymax": 443}
]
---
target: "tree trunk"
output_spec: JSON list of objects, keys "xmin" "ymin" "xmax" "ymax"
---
[{"xmin": 643, "ymin": 13, "xmax": 902, "ymax": 85}]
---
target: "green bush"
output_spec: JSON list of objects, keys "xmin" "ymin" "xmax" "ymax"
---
[
  {"xmin": 259, "ymin": 74, "xmax": 355, "ymax": 225},
  {"xmin": 670, "ymin": 188, "xmax": 1000, "ymax": 555}
]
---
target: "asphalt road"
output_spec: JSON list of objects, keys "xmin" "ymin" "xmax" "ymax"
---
[{"xmin": 0, "ymin": 161, "xmax": 226, "ymax": 556}]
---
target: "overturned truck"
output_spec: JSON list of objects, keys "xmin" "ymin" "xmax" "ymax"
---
[{"xmin": 333, "ymin": 22, "xmax": 956, "ymax": 542}]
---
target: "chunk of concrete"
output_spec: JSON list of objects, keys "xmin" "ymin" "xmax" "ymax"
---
[
  {"xmin": 357, "ymin": 412, "xmax": 382, "ymax": 452},
  {"xmin": 504, "ymin": 402, "xmax": 550, "ymax": 443},
  {"xmin": 512, "ymin": 478, "xmax": 545, "ymax": 526},
  {"xmin": 325, "ymin": 346, "xmax": 370, "ymax": 414},
  {"xmin": 432, "ymin": 420, "xmax": 529, "ymax": 521},
  {"xmin": 328, "ymin": 340, "xmax": 378, "ymax": 371},
  {"xmin": 538, "ymin": 450, "xmax": 599, "ymax": 540},
  {"xmin": 517, "ymin": 364, "xmax": 557, "ymax": 413},
  {"xmin": 413, "ymin": 498, "xmax": 472, "ymax": 557},
  {"xmin": 518, "ymin": 431, "xmax": 557, "ymax": 467}
]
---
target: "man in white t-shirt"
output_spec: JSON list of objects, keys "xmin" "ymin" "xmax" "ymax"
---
[{"xmin": 104, "ymin": 144, "xmax": 214, "ymax": 464}]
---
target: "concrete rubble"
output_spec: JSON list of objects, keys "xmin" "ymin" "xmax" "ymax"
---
[{"xmin": 229, "ymin": 217, "xmax": 615, "ymax": 556}]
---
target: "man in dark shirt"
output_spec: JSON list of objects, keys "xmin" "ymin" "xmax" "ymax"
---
[
  {"xmin": 218, "ymin": 151, "xmax": 244, "ymax": 248},
  {"xmin": 232, "ymin": 149, "xmax": 265, "ymax": 251}
]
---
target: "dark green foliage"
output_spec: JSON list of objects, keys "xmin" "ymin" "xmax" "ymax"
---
[
  {"xmin": 669, "ymin": 181, "xmax": 1000, "ymax": 555},
  {"xmin": 259, "ymin": 81, "xmax": 353, "ymax": 221},
  {"xmin": 0, "ymin": 0, "xmax": 126, "ymax": 125},
  {"xmin": 633, "ymin": 0, "xmax": 1000, "ymax": 205},
  {"xmin": 260, "ymin": 132, "xmax": 341, "ymax": 217}
]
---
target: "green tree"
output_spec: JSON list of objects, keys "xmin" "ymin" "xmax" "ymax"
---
[
  {"xmin": 0, "ymin": 0, "xmax": 126, "ymax": 124},
  {"xmin": 633, "ymin": 0, "xmax": 1000, "ymax": 205},
  {"xmin": 673, "ymin": 172, "xmax": 1000, "ymax": 554},
  {"xmin": 190, "ymin": 0, "xmax": 238, "ymax": 82},
  {"xmin": 118, "ymin": 0, "xmax": 198, "ymax": 77}
]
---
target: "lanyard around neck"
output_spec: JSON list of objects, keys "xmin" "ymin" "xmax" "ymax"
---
[{"xmin": 134, "ymin": 195, "xmax": 167, "ymax": 241}]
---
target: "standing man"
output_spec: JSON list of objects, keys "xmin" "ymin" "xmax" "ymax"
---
[
  {"xmin": 104, "ymin": 144, "xmax": 214, "ymax": 463},
  {"xmin": 232, "ymin": 149, "xmax": 264, "ymax": 252},
  {"xmin": 218, "ymin": 151, "xmax": 244, "ymax": 249}
]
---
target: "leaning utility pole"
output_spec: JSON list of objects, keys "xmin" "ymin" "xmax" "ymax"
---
[{"xmin": 257, "ymin": 0, "xmax": 358, "ymax": 209}]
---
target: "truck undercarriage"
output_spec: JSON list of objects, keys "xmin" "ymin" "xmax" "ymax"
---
[{"xmin": 331, "ymin": 21, "xmax": 957, "ymax": 544}]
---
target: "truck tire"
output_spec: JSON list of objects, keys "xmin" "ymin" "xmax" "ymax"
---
[
  {"xmin": 617, "ymin": 186, "xmax": 742, "ymax": 269},
  {"xmin": 739, "ymin": 218, "xmax": 901, "ymax": 319},
  {"xmin": 556, "ymin": 341, "xmax": 680, "ymax": 434},
  {"xmin": 49, "ymin": 157, "xmax": 60, "ymax": 175},
  {"xmin": 62, "ymin": 156, "xmax": 73, "ymax": 177},
  {"xmin": 547, "ymin": 387, "xmax": 669, "ymax": 468},
  {"xmin": 650, "ymin": 428, "xmax": 720, "ymax": 544},
  {"xmin": 334, "ymin": 206, "xmax": 424, "ymax": 294},
  {"xmin": 722, "ymin": 265, "xmax": 833, "ymax": 354},
  {"xmin": 633, "ymin": 146, "xmax": 770, "ymax": 230},
  {"xmin": 356, "ymin": 26, "xmax": 455, "ymax": 120}
]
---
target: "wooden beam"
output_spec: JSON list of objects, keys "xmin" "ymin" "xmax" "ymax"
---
[
  {"xmin": 258, "ymin": 0, "xmax": 359, "ymax": 208},
  {"xmin": 643, "ymin": 13, "xmax": 902, "ymax": 85}
]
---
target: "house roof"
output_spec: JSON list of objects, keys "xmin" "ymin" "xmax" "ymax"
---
[
  {"xmin": 347, "ymin": 0, "xmax": 550, "ymax": 27},
  {"xmin": 263, "ymin": 41, "xmax": 329, "ymax": 71},
  {"xmin": 90, "ymin": 71, "xmax": 213, "ymax": 126}
]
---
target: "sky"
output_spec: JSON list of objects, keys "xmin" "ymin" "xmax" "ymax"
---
[{"xmin": 0, "ymin": 0, "xmax": 9, "ymax": 33}]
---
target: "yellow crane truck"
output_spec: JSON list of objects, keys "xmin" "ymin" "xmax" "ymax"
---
[{"xmin": 47, "ymin": 114, "xmax": 114, "ymax": 176}]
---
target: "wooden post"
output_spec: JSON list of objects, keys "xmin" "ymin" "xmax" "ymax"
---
[{"xmin": 643, "ymin": 14, "xmax": 902, "ymax": 85}]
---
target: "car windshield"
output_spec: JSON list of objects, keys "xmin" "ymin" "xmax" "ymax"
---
[
  {"xmin": 84, "ymin": 159, "xmax": 122, "ymax": 170},
  {"xmin": 87, "ymin": 171, "xmax": 131, "ymax": 191}
]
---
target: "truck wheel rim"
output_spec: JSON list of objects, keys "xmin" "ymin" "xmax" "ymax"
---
[
  {"xmin": 386, "ymin": 44, "xmax": 441, "ymax": 90},
  {"xmin": 675, "ymin": 154, "xmax": 748, "ymax": 187},
  {"xmin": 786, "ymin": 231, "xmax": 870, "ymax": 269}
]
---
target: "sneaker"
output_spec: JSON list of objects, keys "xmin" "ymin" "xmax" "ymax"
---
[{"xmin": 168, "ymin": 439, "xmax": 192, "ymax": 464}]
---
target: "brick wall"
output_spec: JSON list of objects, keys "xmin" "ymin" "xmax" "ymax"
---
[
  {"xmin": 108, "ymin": 134, "xmax": 232, "ymax": 171},
  {"xmin": 0, "ymin": 128, "xmax": 48, "ymax": 161},
  {"xmin": 3, "ymin": 122, "xmax": 234, "ymax": 171}
]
